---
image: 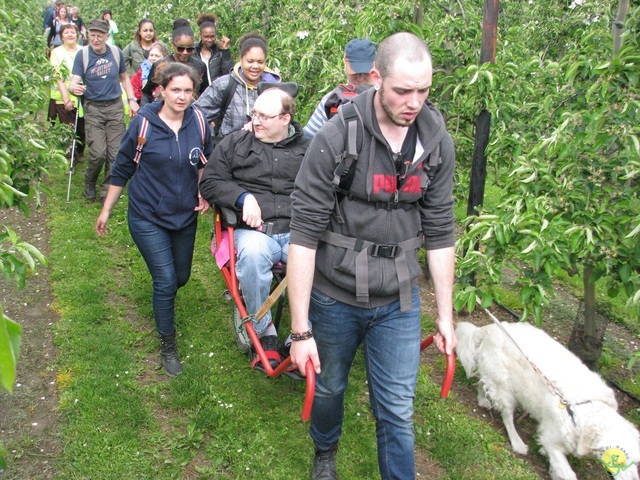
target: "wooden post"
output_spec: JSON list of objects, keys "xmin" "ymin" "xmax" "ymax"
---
[{"xmin": 467, "ymin": 0, "xmax": 499, "ymax": 216}]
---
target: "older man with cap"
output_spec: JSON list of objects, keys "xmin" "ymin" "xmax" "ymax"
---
[
  {"xmin": 303, "ymin": 38, "xmax": 376, "ymax": 138},
  {"xmin": 69, "ymin": 18, "xmax": 138, "ymax": 204}
]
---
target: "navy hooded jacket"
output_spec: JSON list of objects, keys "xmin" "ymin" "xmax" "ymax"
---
[{"xmin": 110, "ymin": 101, "xmax": 213, "ymax": 230}]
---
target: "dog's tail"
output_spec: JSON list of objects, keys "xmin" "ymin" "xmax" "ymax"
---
[{"xmin": 455, "ymin": 322, "xmax": 482, "ymax": 378}]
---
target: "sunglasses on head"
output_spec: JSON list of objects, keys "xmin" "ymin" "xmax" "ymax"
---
[{"xmin": 175, "ymin": 45, "xmax": 195, "ymax": 53}]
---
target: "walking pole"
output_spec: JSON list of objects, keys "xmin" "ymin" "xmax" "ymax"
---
[{"xmin": 65, "ymin": 107, "xmax": 79, "ymax": 203}]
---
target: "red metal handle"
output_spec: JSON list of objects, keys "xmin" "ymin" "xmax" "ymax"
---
[
  {"xmin": 420, "ymin": 334, "xmax": 455, "ymax": 398},
  {"xmin": 302, "ymin": 360, "xmax": 315, "ymax": 421}
]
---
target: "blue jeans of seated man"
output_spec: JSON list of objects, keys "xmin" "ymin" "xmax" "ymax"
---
[
  {"xmin": 128, "ymin": 212, "xmax": 197, "ymax": 336},
  {"xmin": 309, "ymin": 287, "xmax": 421, "ymax": 480},
  {"xmin": 234, "ymin": 229, "xmax": 289, "ymax": 335}
]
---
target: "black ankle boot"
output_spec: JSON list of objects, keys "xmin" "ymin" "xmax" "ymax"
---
[
  {"xmin": 160, "ymin": 332, "xmax": 183, "ymax": 376},
  {"xmin": 312, "ymin": 444, "xmax": 338, "ymax": 479}
]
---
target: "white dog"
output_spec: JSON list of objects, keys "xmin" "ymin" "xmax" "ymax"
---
[{"xmin": 455, "ymin": 321, "xmax": 640, "ymax": 480}]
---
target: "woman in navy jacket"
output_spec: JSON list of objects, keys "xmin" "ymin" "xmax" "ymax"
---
[{"xmin": 96, "ymin": 62, "xmax": 212, "ymax": 377}]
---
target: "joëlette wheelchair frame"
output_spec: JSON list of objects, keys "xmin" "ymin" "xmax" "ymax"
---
[
  {"xmin": 212, "ymin": 207, "xmax": 456, "ymax": 420},
  {"xmin": 213, "ymin": 206, "xmax": 315, "ymax": 421}
]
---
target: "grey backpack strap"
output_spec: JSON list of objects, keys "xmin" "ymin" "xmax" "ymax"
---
[
  {"xmin": 320, "ymin": 230, "xmax": 422, "ymax": 311},
  {"xmin": 422, "ymin": 145, "xmax": 440, "ymax": 191},
  {"xmin": 82, "ymin": 46, "xmax": 89, "ymax": 74},
  {"xmin": 82, "ymin": 45, "xmax": 120, "ymax": 74},
  {"xmin": 332, "ymin": 102, "xmax": 361, "ymax": 188},
  {"xmin": 109, "ymin": 44, "xmax": 121, "ymax": 70}
]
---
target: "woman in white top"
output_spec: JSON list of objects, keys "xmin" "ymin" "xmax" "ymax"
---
[
  {"xmin": 102, "ymin": 9, "xmax": 119, "ymax": 46},
  {"xmin": 48, "ymin": 23, "xmax": 84, "ymax": 157}
]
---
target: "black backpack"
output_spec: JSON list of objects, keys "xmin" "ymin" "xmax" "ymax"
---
[
  {"xmin": 331, "ymin": 102, "xmax": 441, "ymax": 210},
  {"xmin": 324, "ymin": 84, "xmax": 373, "ymax": 120}
]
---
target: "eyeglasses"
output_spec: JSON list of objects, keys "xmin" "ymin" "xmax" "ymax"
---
[
  {"xmin": 251, "ymin": 111, "xmax": 284, "ymax": 123},
  {"xmin": 175, "ymin": 45, "xmax": 195, "ymax": 53},
  {"xmin": 89, "ymin": 33, "xmax": 106, "ymax": 40}
]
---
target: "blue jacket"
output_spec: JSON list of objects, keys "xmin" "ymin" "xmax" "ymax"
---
[{"xmin": 111, "ymin": 101, "xmax": 213, "ymax": 230}]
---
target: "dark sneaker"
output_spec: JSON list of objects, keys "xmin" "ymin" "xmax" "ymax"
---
[
  {"xmin": 250, "ymin": 335, "xmax": 281, "ymax": 372},
  {"xmin": 311, "ymin": 446, "xmax": 338, "ymax": 480}
]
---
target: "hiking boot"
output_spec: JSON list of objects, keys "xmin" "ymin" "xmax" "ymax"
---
[
  {"xmin": 85, "ymin": 182, "xmax": 96, "ymax": 200},
  {"xmin": 160, "ymin": 332, "xmax": 183, "ymax": 376},
  {"xmin": 311, "ymin": 445, "xmax": 338, "ymax": 480}
]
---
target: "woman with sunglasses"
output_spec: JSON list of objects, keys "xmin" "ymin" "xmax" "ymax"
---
[
  {"xmin": 96, "ymin": 63, "xmax": 213, "ymax": 377},
  {"xmin": 195, "ymin": 32, "xmax": 280, "ymax": 139},
  {"xmin": 141, "ymin": 22, "xmax": 209, "ymax": 106}
]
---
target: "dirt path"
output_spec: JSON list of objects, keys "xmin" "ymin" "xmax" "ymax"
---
[{"xmin": 0, "ymin": 205, "xmax": 61, "ymax": 479}]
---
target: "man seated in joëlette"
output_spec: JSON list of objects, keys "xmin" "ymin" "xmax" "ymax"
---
[{"xmin": 198, "ymin": 87, "xmax": 310, "ymax": 372}]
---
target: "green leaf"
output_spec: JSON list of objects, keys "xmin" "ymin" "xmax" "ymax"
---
[
  {"xmin": 480, "ymin": 294, "xmax": 493, "ymax": 309},
  {"xmin": 625, "ymin": 223, "xmax": 640, "ymax": 239},
  {"xmin": 521, "ymin": 240, "xmax": 537, "ymax": 254},
  {"xmin": 619, "ymin": 263, "xmax": 632, "ymax": 283},
  {"xmin": 0, "ymin": 309, "xmax": 22, "ymax": 393},
  {"xmin": 465, "ymin": 290, "xmax": 477, "ymax": 313}
]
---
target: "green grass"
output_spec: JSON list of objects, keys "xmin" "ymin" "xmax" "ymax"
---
[{"xmin": 43, "ymin": 170, "xmax": 547, "ymax": 478}]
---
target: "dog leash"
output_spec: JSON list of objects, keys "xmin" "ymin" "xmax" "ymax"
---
[{"xmin": 476, "ymin": 299, "xmax": 577, "ymax": 420}]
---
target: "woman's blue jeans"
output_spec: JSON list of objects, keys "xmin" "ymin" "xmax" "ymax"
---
[
  {"xmin": 128, "ymin": 212, "xmax": 197, "ymax": 336},
  {"xmin": 309, "ymin": 287, "xmax": 421, "ymax": 480}
]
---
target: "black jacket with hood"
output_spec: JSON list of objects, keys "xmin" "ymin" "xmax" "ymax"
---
[{"xmin": 194, "ymin": 41, "xmax": 233, "ymax": 85}]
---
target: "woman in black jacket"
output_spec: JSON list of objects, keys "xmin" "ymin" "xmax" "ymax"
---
[{"xmin": 195, "ymin": 13, "xmax": 233, "ymax": 85}]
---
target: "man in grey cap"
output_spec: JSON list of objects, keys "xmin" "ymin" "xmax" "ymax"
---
[
  {"xmin": 69, "ymin": 18, "xmax": 138, "ymax": 204},
  {"xmin": 303, "ymin": 38, "xmax": 376, "ymax": 138}
]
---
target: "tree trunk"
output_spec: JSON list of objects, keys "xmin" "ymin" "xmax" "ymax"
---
[
  {"xmin": 466, "ymin": 0, "xmax": 498, "ymax": 216},
  {"xmin": 568, "ymin": 265, "xmax": 607, "ymax": 368},
  {"xmin": 262, "ymin": 0, "xmax": 270, "ymax": 32},
  {"xmin": 583, "ymin": 265, "xmax": 597, "ymax": 339},
  {"xmin": 612, "ymin": 0, "xmax": 630, "ymax": 58},
  {"xmin": 413, "ymin": 1, "xmax": 424, "ymax": 27},
  {"xmin": 467, "ymin": 109, "xmax": 491, "ymax": 216}
]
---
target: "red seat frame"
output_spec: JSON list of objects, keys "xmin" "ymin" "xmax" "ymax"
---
[{"xmin": 214, "ymin": 207, "xmax": 315, "ymax": 420}]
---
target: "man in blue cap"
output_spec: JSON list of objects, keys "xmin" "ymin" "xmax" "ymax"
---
[{"xmin": 303, "ymin": 38, "xmax": 376, "ymax": 138}]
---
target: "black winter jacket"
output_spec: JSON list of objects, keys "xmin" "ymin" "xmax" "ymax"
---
[
  {"xmin": 199, "ymin": 122, "xmax": 310, "ymax": 234},
  {"xmin": 194, "ymin": 42, "xmax": 233, "ymax": 85}
]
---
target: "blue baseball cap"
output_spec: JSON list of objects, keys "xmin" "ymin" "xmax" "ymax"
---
[{"xmin": 345, "ymin": 39, "xmax": 376, "ymax": 74}]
